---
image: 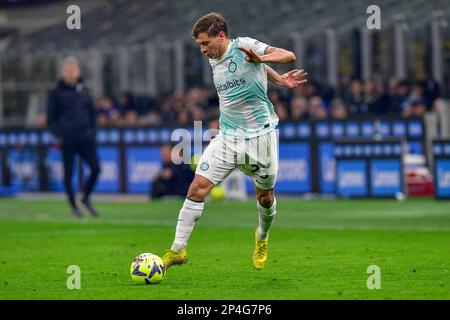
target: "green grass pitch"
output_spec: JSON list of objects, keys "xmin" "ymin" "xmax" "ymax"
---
[{"xmin": 0, "ymin": 197, "xmax": 449, "ymax": 300}]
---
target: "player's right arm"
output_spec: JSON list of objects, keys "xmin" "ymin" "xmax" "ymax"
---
[
  {"xmin": 240, "ymin": 46, "xmax": 296, "ymax": 64},
  {"xmin": 266, "ymin": 65, "xmax": 308, "ymax": 88}
]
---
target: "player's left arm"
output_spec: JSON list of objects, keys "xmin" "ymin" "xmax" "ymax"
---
[{"xmin": 266, "ymin": 65, "xmax": 308, "ymax": 88}]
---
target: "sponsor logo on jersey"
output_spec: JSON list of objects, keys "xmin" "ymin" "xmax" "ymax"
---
[{"xmin": 216, "ymin": 78, "xmax": 246, "ymax": 94}]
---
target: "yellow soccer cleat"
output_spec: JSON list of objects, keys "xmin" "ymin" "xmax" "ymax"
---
[
  {"xmin": 252, "ymin": 229, "xmax": 269, "ymax": 270},
  {"xmin": 162, "ymin": 249, "xmax": 188, "ymax": 269}
]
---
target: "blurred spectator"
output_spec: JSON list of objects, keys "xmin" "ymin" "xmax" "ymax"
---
[
  {"xmin": 274, "ymin": 103, "xmax": 289, "ymax": 121},
  {"xmin": 347, "ymin": 79, "xmax": 366, "ymax": 114},
  {"xmin": 291, "ymin": 84, "xmax": 308, "ymax": 98},
  {"xmin": 86, "ymin": 79, "xmax": 441, "ymax": 126},
  {"xmin": 387, "ymin": 78, "xmax": 399, "ymax": 97},
  {"xmin": 423, "ymin": 75, "xmax": 440, "ymax": 107},
  {"xmin": 150, "ymin": 144, "xmax": 194, "ymax": 199},
  {"xmin": 151, "ymin": 145, "xmax": 179, "ymax": 199},
  {"xmin": 191, "ymin": 106, "xmax": 204, "ymax": 122},
  {"xmin": 118, "ymin": 92, "xmax": 139, "ymax": 126},
  {"xmin": 408, "ymin": 82, "xmax": 426, "ymax": 104},
  {"xmin": 207, "ymin": 118, "xmax": 220, "ymax": 130},
  {"xmin": 403, "ymin": 98, "xmax": 428, "ymax": 118},
  {"xmin": 96, "ymin": 96, "xmax": 119, "ymax": 126},
  {"xmin": 139, "ymin": 111, "xmax": 161, "ymax": 126},
  {"xmin": 268, "ymin": 89, "xmax": 283, "ymax": 105},
  {"xmin": 309, "ymin": 96, "xmax": 328, "ymax": 119},
  {"xmin": 290, "ymin": 97, "xmax": 309, "ymax": 120},
  {"xmin": 389, "ymin": 80, "xmax": 409, "ymax": 114},
  {"xmin": 185, "ymin": 88, "xmax": 207, "ymax": 109},
  {"xmin": 331, "ymin": 98, "xmax": 348, "ymax": 119},
  {"xmin": 362, "ymin": 79, "xmax": 386, "ymax": 114},
  {"xmin": 37, "ymin": 112, "xmax": 48, "ymax": 129},
  {"xmin": 160, "ymin": 95, "xmax": 177, "ymax": 123},
  {"xmin": 64, "ymin": 74, "xmax": 444, "ymax": 130},
  {"xmin": 304, "ymin": 81, "xmax": 320, "ymax": 99},
  {"xmin": 177, "ymin": 110, "xmax": 191, "ymax": 126}
]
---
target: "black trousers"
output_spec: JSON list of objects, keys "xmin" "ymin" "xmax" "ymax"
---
[{"xmin": 61, "ymin": 139, "xmax": 101, "ymax": 209}]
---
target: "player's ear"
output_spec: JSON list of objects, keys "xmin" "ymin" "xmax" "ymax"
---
[{"xmin": 218, "ymin": 31, "xmax": 226, "ymax": 40}]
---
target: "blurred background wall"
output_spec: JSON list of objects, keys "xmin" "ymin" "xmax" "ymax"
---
[
  {"xmin": 0, "ymin": 0, "xmax": 448, "ymax": 130},
  {"xmin": 0, "ymin": 0, "xmax": 450, "ymax": 197}
]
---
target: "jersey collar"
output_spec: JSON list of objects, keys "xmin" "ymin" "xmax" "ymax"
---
[{"xmin": 215, "ymin": 39, "xmax": 234, "ymax": 62}]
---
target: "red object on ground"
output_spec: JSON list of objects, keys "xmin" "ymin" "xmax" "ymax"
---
[{"xmin": 405, "ymin": 170, "xmax": 434, "ymax": 196}]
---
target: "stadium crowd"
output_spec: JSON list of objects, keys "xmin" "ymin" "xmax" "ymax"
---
[{"xmin": 90, "ymin": 77, "xmax": 442, "ymax": 128}]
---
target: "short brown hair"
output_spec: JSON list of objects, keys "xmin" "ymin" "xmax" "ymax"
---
[{"xmin": 192, "ymin": 12, "xmax": 228, "ymax": 38}]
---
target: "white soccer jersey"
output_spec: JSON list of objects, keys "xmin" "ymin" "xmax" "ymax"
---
[{"xmin": 209, "ymin": 37, "xmax": 279, "ymax": 139}]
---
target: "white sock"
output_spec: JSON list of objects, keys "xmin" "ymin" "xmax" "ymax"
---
[
  {"xmin": 257, "ymin": 197, "xmax": 277, "ymax": 240},
  {"xmin": 171, "ymin": 198, "xmax": 204, "ymax": 252}
]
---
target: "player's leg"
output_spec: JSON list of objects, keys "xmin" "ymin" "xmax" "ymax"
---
[
  {"xmin": 163, "ymin": 136, "xmax": 236, "ymax": 268},
  {"xmin": 162, "ymin": 174, "xmax": 215, "ymax": 269},
  {"xmin": 171, "ymin": 174, "xmax": 214, "ymax": 251},
  {"xmin": 77, "ymin": 140, "xmax": 101, "ymax": 217},
  {"xmin": 61, "ymin": 142, "xmax": 80, "ymax": 217},
  {"xmin": 239, "ymin": 131, "xmax": 279, "ymax": 269},
  {"xmin": 252, "ymin": 185, "xmax": 277, "ymax": 270},
  {"xmin": 254, "ymin": 186, "xmax": 276, "ymax": 240}
]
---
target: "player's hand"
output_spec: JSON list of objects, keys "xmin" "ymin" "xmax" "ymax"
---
[
  {"xmin": 281, "ymin": 69, "xmax": 308, "ymax": 88},
  {"xmin": 238, "ymin": 47, "xmax": 262, "ymax": 63}
]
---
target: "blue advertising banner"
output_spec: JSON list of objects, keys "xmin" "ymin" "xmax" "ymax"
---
[
  {"xmin": 278, "ymin": 142, "xmax": 311, "ymax": 193},
  {"xmin": 336, "ymin": 160, "xmax": 367, "ymax": 197},
  {"xmin": 84, "ymin": 147, "xmax": 120, "ymax": 193},
  {"xmin": 41, "ymin": 131, "xmax": 55, "ymax": 145},
  {"xmin": 346, "ymin": 122, "xmax": 359, "ymax": 137},
  {"xmin": 407, "ymin": 141, "xmax": 423, "ymax": 155},
  {"xmin": 316, "ymin": 122, "xmax": 330, "ymax": 139},
  {"xmin": 392, "ymin": 121, "xmax": 406, "ymax": 137},
  {"xmin": 0, "ymin": 119, "xmax": 426, "ymax": 196},
  {"xmin": 297, "ymin": 122, "xmax": 311, "ymax": 138},
  {"xmin": 370, "ymin": 159, "xmax": 402, "ymax": 196},
  {"xmin": 361, "ymin": 121, "xmax": 375, "ymax": 137},
  {"xmin": 379, "ymin": 121, "xmax": 390, "ymax": 137},
  {"xmin": 407, "ymin": 119, "xmax": 423, "ymax": 138},
  {"xmin": 245, "ymin": 142, "xmax": 311, "ymax": 194},
  {"xmin": 126, "ymin": 147, "xmax": 161, "ymax": 193},
  {"xmin": 8, "ymin": 149, "xmax": 40, "ymax": 191},
  {"xmin": 279, "ymin": 123, "xmax": 297, "ymax": 139},
  {"xmin": 0, "ymin": 132, "xmax": 5, "ymax": 147},
  {"xmin": 96, "ymin": 129, "xmax": 120, "ymax": 144},
  {"xmin": 435, "ymin": 159, "xmax": 450, "ymax": 198},
  {"xmin": 331, "ymin": 123, "xmax": 344, "ymax": 138},
  {"xmin": 0, "ymin": 152, "xmax": 2, "ymax": 186},
  {"xmin": 46, "ymin": 147, "xmax": 79, "ymax": 192},
  {"xmin": 319, "ymin": 142, "xmax": 335, "ymax": 194}
]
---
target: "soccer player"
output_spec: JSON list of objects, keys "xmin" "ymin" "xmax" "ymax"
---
[{"xmin": 162, "ymin": 12, "xmax": 307, "ymax": 270}]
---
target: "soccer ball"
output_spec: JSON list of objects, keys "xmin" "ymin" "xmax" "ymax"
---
[
  {"xmin": 210, "ymin": 185, "xmax": 226, "ymax": 202},
  {"xmin": 130, "ymin": 253, "xmax": 166, "ymax": 285}
]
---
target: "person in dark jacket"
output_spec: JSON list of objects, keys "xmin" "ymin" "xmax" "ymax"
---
[
  {"xmin": 150, "ymin": 145, "xmax": 194, "ymax": 199},
  {"xmin": 47, "ymin": 56, "xmax": 101, "ymax": 218}
]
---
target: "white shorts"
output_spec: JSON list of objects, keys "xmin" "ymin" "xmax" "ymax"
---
[{"xmin": 195, "ymin": 130, "xmax": 279, "ymax": 190}]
